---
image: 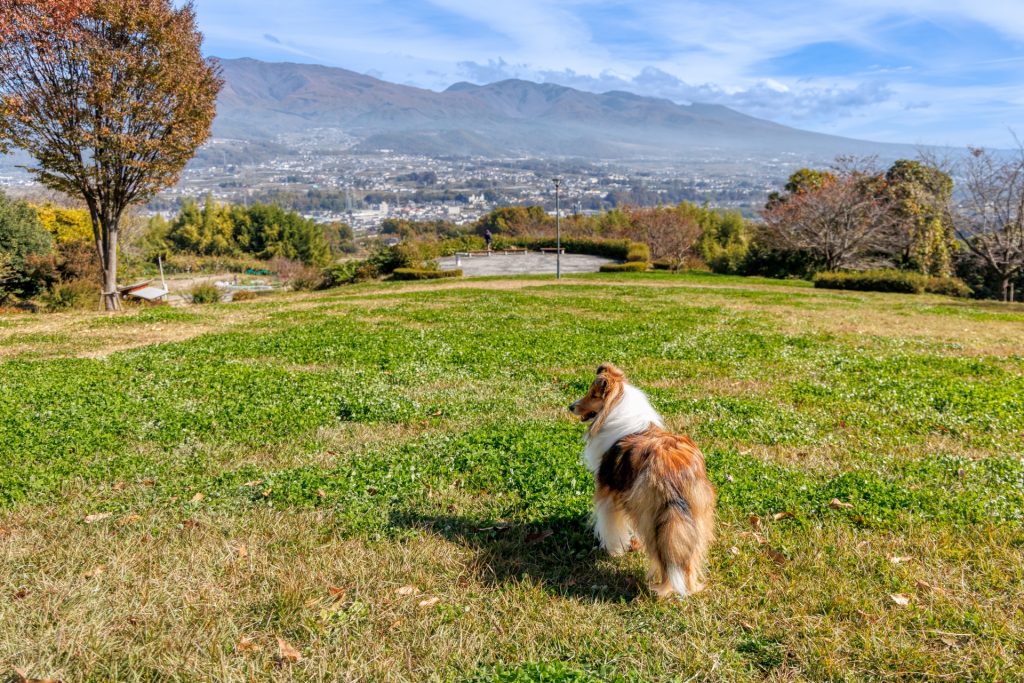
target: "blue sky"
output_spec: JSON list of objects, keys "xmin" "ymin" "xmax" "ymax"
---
[{"xmin": 193, "ymin": 0, "xmax": 1024, "ymax": 146}]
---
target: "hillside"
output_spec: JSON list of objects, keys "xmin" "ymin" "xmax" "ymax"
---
[{"xmin": 213, "ymin": 58, "xmax": 915, "ymax": 160}]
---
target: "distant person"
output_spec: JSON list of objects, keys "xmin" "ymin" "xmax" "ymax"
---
[{"xmin": 484, "ymin": 229, "xmax": 493, "ymax": 251}]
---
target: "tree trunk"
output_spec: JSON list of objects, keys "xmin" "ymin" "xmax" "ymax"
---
[
  {"xmin": 1002, "ymin": 277, "xmax": 1010, "ymax": 303},
  {"xmin": 101, "ymin": 219, "xmax": 120, "ymax": 311}
]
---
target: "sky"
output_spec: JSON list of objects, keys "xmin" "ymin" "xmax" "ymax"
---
[{"xmin": 193, "ymin": 0, "xmax": 1024, "ymax": 147}]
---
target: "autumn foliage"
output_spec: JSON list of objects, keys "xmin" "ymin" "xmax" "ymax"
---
[{"xmin": 0, "ymin": 0, "xmax": 221, "ymax": 309}]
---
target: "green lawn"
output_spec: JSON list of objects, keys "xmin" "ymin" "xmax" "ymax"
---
[{"xmin": 1, "ymin": 273, "xmax": 1023, "ymax": 681}]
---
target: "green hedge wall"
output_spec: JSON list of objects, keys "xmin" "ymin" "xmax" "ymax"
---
[
  {"xmin": 391, "ymin": 268, "xmax": 463, "ymax": 281},
  {"xmin": 599, "ymin": 261, "xmax": 650, "ymax": 273}
]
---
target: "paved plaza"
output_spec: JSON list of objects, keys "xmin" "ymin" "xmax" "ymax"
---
[{"xmin": 437, "ymin": 251, "xmax": 614, "ymax": 276}]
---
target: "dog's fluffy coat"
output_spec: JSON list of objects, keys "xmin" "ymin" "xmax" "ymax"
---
[{"xmin": 569, "ymin": 364, "xmax": 715, "ymax": 598}]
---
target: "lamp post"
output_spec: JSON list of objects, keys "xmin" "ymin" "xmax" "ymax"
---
[{"xmin": 553, "ymin": 177, "xmax": 562, "ymax": 279}]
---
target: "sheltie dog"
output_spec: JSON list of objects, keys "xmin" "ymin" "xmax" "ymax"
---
[{"xmin": 569, "ymin": 364, "xmax": 715, "ymax": 598}]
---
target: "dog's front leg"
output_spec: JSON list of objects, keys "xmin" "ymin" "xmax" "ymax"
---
[{"xmin": 593, "ymin": 489, "xmax": 632, "ymax": 556}]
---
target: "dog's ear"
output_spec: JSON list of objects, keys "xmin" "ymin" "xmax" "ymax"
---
[
  {"xmin": 592, "ymin": 375, "xmax": 609, "ymax": 397},
  {"xmin": 596, "ymin": 363, "xmax": 624, "ymax": 380}
]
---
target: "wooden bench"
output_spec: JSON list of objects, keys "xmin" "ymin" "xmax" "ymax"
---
[{"xmin": 540, "ymin": 247, "xmax": 565, "ymax": 254}]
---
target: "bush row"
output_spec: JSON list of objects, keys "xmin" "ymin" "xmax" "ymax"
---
[
  {"xmin": 814, "ymin": 269, "xmax": 971, "ymax": 296},
  {"xmin": 599, "ymin": 261, "xmax": 649, "ymax": 273},
  {"xmin": 391, "ymin": 268, "xmax": 463, "ymax": 281}
]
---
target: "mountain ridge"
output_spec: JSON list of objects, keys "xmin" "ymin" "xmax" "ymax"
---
[{"xmin": 211, "ymin": 57, "xmax": 915, "ymax": 160}]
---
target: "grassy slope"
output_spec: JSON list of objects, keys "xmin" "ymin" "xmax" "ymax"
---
[{"xmin": 1, "ymin": 273, "xmax": 1023, "ymax": 682}]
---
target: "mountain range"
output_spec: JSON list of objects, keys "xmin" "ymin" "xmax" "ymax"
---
[{"xmin": 213, "ymin": 58, "xmax": 915, "ymax": 161}]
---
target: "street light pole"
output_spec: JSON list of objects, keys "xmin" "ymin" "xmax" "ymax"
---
[{"xmin": 553, "ymin": 177, "xmax": 562, "ymax": 279}]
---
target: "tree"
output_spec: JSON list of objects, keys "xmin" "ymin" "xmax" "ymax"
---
[
  {"xmin": 954, "ymin": 146, "xmax": 1024, "ymax": 302},
  {"xmin": 625, "ymin": 206, "xmax": 701, "ymax": 268},
  {"xmin": 0, "ymin": 0, "xmax": 221, "ymax": 309},
  {"xmin": 762, "ymin": 164, "xmax": 897, "ymax": 271},
  {"xmin": 884, "ymin": 160, "xmax": 956, "ymax": 277}
]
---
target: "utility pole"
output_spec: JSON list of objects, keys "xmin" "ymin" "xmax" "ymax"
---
[{"xmin": 553, "ymin": 177, "xmax": 562, "ymax": 279}]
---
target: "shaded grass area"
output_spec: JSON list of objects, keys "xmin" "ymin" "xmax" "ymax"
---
[{"xmin": 1, "ymin": 275, "xmax": 1023, "ymax": 681}]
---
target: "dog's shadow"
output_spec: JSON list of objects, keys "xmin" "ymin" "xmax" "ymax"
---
[{"xmin": 389, "ymin": 510, "xmax": 645, "ymax": 602}]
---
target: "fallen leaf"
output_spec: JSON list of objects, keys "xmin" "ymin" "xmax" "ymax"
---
[
  {"xmin": 764, "ymin": 548, "xmax": 787, "ymax": 566},
  {"xmin": 729, "ymin": 546, "xmax": 741, "ymax": 556},
  {"xmin": 418, "ymin": 597, "xmax": 440, "ymax": 608},
  {"xmin": 276, "ymin": 637, "xmax": 302, "ymax": 663},
  {"xmin": 236, "ymin": 636, "xmax": 259, "ymax": 652},
  {"xmin": 328, "ymin": 586, "xmax": 347, "ymax": 600},
  {"xmin": 118, "ymin": 514, "xmax": 142, "ymax": 526},
  {"xmin": 889, "ymin": 556, "xmax": 913, "ymax": 564},
  {"xmin": 366, "ymin": 486, "xmax": 378, "ymax": 496},
  {"xmin": 396, "ymin": 584, "xmax": 419, "ymax": 596},
  {"xmin": 182, "ymin": 519, "xmax": 200, "ymax": 530},
  {"xmin": 241, "ymin": 480, "xmax": 263, "ymax": 487},
  {"xmin": 740, "ymin": 620, "xmax": 755, "ymax": 631},
  {"xmin": 83, "ymin": 566, "xmax": 105, "ymax": 578},
  {"xmin": 829, "ymin": 498, "xmax": 854, "ymax": 510},
  {"xmin": 84, "ymin": 512, "xmax": 112, "ymax": 524},
  {"xmin": 957, "ymin": 468, "xmax": 967, "ymax": 479},
  {"xmin": 262, "ymin": 489, "xmax": 272, "ymax": 498},
  {"xmin": 12, "ymin": 588, "xmax": 28, "ymax": 600},
  {"xmin": 389, "ymin": 619, "xmax": 404, "ymax": 630},
  {"xmin": 142, "ymin": 479, "xmax": 156, "ymax": 487},
  {"xmin": 431, "ymin": 410, "xmax": 442, "ymax": 417},
  {"xmin": 890, "ymin": 593, "xmax": 911, "ymax": 606},
  {"xmin": 317, "ymin": 489, "xmax": 327, "ymax": 498},
  {"xmin": 525, "ymin": 529, "xmax": 553, "ymax": 544},
  {"xmin": 940, "ymin": 636, "xmax": 959, "ymax": 648},
  {"xmin": 237, "ymin": 543, "xmax": 248, "ymax": 560},
  {"xmin": 915, "ymin": 579, "xmax": 945, "ymax": 594},
  {"xmin": 112, "ymin": 481, "xmax": 127, "ymax": 491},
  {"xmin": 190, "ymin": 493, "xmax": 205, "ymax": 503},
  {"xmin": 772, "ymin": 511, "xmax": 794, "ymax": 521},
  {"xmin": 749, "ymin": 515, "xmax": 762, "ymax": 530}
]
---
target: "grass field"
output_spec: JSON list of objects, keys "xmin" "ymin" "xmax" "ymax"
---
[{"xmin": 1, "ymin": 272, "xmax": 1023, "ymax": 682}]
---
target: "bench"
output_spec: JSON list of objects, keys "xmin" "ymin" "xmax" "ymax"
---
[{"xmin": 540, "ymin": 247, "xmax": 565, "ymax": 254}]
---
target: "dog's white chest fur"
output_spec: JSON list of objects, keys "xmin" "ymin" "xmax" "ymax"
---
[{"xmin": 582, "ymin": 383, "xmax": 664, "ymax": 472}]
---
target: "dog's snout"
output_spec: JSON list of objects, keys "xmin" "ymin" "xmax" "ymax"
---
[{"xmin": 568, "ymin": 401, "xmax": 578, "ymax": 413}]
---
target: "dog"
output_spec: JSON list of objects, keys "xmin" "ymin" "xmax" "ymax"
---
[{"xmin": 569, "ymin": 363, "xmax": 715, "ymax": 598}]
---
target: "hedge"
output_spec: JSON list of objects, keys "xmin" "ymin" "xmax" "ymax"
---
[
  {"xmin": 392, "ymin": 268, "xmax": 463, "ymax": 281},
  {"xmin": 498, "ymin": 236, "xmax": 649, "ymax": 261},
  {"xmin": 599, "ymin": 261, "xmax": 650, "ymax": 273},
  {"xmin": 813, "ymin": 269, "xmax": 927, "ymax": 294},
  {"xmin": 925, "ymin": 276, "xmax": 972, "ymax": 298}
]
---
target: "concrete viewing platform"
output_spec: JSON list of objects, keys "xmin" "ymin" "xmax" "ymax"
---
[{"xmin": 437, "ymin": 251, "xmax": 614, "ymax": 276}]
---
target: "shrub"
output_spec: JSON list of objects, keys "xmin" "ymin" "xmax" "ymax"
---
[
  {"xmin": 925, "ymin": 276, "xmax": 972, "ymax": 298},
  {"xmin": 230, "ymin": 290, "xmax": 272, "ymax": 302},
  {"xmin": 813, "ymin": 269, "xmax": 927, "ymax": 294},
  {"xmin": 320, "ymin": 261, "xmax": 361, "ymax": 289},
  {"xmin": 599, "ymin": 261, "xmax": 649, "ymax": 273},
  {"xmin": 625, "ymin": 242, "xmax": 651, "ymax": 262},
  {"xmin": 43, "ymin": 280, "xmax": 97, "ymax": 311},
  {"xmin": 651, "ymin": 259, "xmax": 676, "ymax": 271},
  {"xmin": 392, "ymin": 268, "xmax": 462, "ymax": 280},
  {"xmin": 288, "ymin": 266, "xmax": 326, "ymax": 291},
  {"xmin": 189, "ymin": 282, "xmax": 222, "ymax": 304}
]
